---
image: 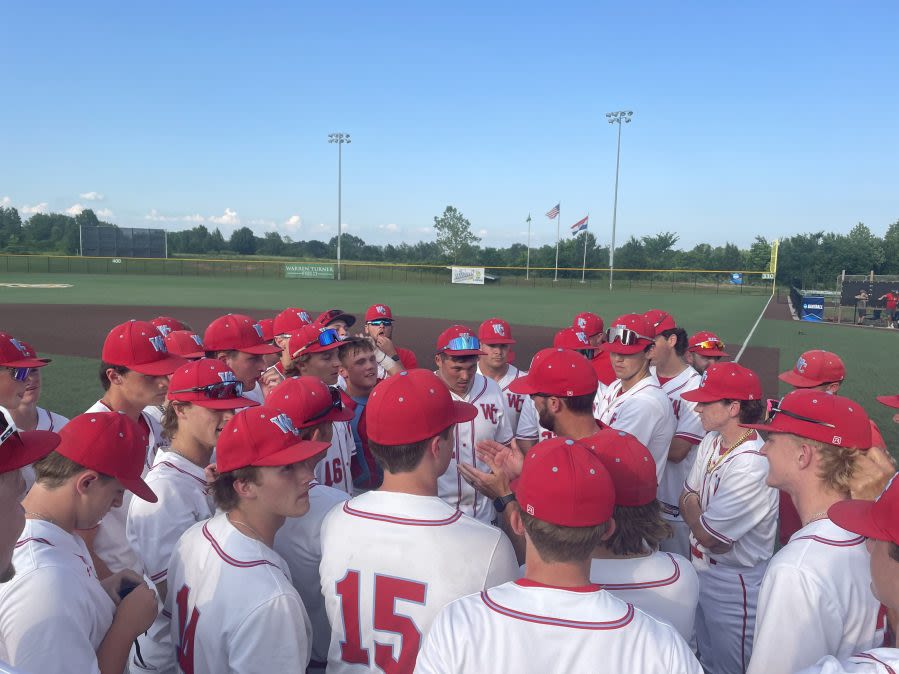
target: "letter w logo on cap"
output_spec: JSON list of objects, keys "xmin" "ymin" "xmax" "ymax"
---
[
  {"xmin": 217, "ymin": 371, "xmax": 237, "ymax": 383},
  {"xmin": 270, "ymin": 413, "xmax": 299, "ymax": 436},
  {"xmin": 9, "ymin": 338, "xmax": 27, "ymax": 355},
  {"xmin": 492, "ymin": 323, "xmax": 506, "ymax": 336},
  {"xmin": 253, "ymin": 323, "xmax": 264, "ymax": 339},
  {"xmin": 148, "ymin": 336, "xmax": 167, "ymax": 352},
  {"xmin": 796, "ymin": 356, "xmax": 808, "ymax": 374}
]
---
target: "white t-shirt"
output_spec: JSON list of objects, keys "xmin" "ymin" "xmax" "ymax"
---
[
  {"xmin": 477, "ymin": 363, "xmax": 527, "ymax": 434},
  {"xmin": 320, "ymin": 490, "xmax": 519, "ymax": 673},
  {"xmin": 748, "ymin": 519, "xmax": 881, "ymax": 674},
  {"xmin": 166, "ymin": 513, "xmax": 312, "ymax": 674},
  {"xmin": 0, "ymin": 520, "xmax": 115, "ymax": 674},
  {"xmin": 593, "ymin": 374, "xmax": 677, "ymax": 482},
  {"xmin": 84, "ymin": 400, "xmax": 164, "ymax": 574},
  {"xmin": 273, "ymin": 481, "xmax": 350, "ymax": 668},
  {"xmin": 514, "ymin": 394, "xmax": 556, "ymax": 444},
  {"xmin": 126, "ymin": 450, "xmax": 214, "ymax": 673},
  {"xmin": 21, "ymin": 406, "xmax": 70, "ymax": 492},
  {"xmin": 683, "ymin": 432, "xmax": 778, "ymax": 568},
  {"xmin": 416, "ymin": 579, "xmax": 702, "ymax": 673},
  {"xmin": 438, "ymin": 373, "xmax": 514, "ymax": 525},
  {"xmin": 652, "ymin": 365, "xmax": 705, "ymax": 519},
  {"xmin": 589, "ymin": 551, "xmax": 700, "ymax": 643},
  {"xmin": 243, "ymin": 381, "xmax": 265, "ymax": 405},
  {"xmin": 797, "ymin": 649, "xmax": 899, "ymax": 674},
  {"xmin": 315, "ymin": 420, "xmax": 355, "ymax": 494}
]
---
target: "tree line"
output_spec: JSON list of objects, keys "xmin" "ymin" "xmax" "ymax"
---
[{"xmin": 1, "ymin": 205, "xmax": 896, "ymax": 287}]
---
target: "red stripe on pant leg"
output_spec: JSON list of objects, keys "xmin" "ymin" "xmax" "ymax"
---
[{"xmin": 739, "ymin": 573, "xmax": 748, "ymax": 674}]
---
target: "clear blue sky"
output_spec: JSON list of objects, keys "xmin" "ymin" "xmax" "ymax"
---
[{"xmin": 2, "ymin": 1, "xmax": 897, "ymax": 251}]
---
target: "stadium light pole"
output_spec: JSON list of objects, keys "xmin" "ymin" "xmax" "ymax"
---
[
  {"xmin": 328, "ymin": 132, "xmax": 351, "ymax": 280},
  {"xmin": 606, "ymin": 110, "xmax": 633, "ymax": 291}
]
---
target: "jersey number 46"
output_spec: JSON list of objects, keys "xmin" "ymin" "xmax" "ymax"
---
[{"xmin": 336, "ymin": 570, "xmax": 426, "ymax": 674}]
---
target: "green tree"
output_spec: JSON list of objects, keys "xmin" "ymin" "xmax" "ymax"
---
[
  {"xmin": 75, "ymin": 209, "xmax": 100, "ymax": 230},
  {"xmin": 432, "ymin": 206, "xmax": 480, "ymax": 264},
  {"xmin": 641, "ymin": 232, "xmax": 679, "ymax": 268},
  {"xmin": 229, "ymin": 227, "xmax": 257, "ymax": 254},
  {"xmin": 881, "ymin": 220, "xmax": 899, "ymax": 274},
  {"xmin": 746, "ymin": 236, "xmax": 772, "ymax": 270}
]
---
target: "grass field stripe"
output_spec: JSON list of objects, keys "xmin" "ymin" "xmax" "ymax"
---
[{"xmin": 735, "ymin": 294, "xmax": 772, "ymax": 363}]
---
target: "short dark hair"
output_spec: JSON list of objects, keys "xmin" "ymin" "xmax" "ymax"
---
[
  {"xmin": 99, "ymin": 362, "xmax": 130, "ymax": 391},
  {"xmin": 205, "ymin": 349, "xmax": 238, "ymax": 360},
  {"xmin": 520, "ymin": 510, "xmax": 609, "ymax": 563},
  {"xmin": 602, "ymin": 501, "xmax": 672, "ymax": 556},
  {"xmin": 659, "ymin": 328, "xmax": 689, "ymax": 357},
  {"xmin": 437, "ymin": 353, "xmax": 478, "ymax": 365},
  {"xmin": 338, "ymin": 337, "xmax": 375, "ymax": 364},
  {"xmin": 722, "ymin": 398, "xmax": 765, "ymax": 424},
  {"xmin": 559, "ymin": 392, "xmax": 596, "ymax": 414},
  {"xmin": 210, "ymin": 466, "xmax": 261, "ymax": 511},
  {"xmin": 890, "ymin": 541, "xmax": 899, "ymax": 564},
  {"xmin": 368, "ymin": 426, "xmax": 453, "ymax": 474},
  {"xmin": 32, "ymin": 451, "xmax": 114, "ymax": 488}
]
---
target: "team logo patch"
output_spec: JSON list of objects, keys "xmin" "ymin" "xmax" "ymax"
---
[
  {"xmin": 832, "ymin": 435, "xmax": 842, "ymax": 446},
  {"xmin": 148, "ymin": 336, "xmax": 167, "ymax": 352},
  {"xmin": 576, "ymin": 331, "xmax": 588, "ymax": 344},
  {"xmin": 156, "ymin": 325, "xmax": 172, "ymax": 336},
  {"xmin": 8, "ymin": 337, "xmax": 27, "ymax": 355},
  {"xmin": 190, "ymin": 334, "xmax": 204, "ymax": 347},
  {"xmin": 269, "ymin": 413, "xmax": 300, "ymax": 436},
  {"xmin": 298, "ymin": 311, "xmax": 311, "ymax": 323},
  {"xmin": 492, "ymin": 323, "xmax": 506, "ymax": 337},
  {"xmin": 526, "ymin": 504, "xmax": 534, "ymax": 515},
  {"xmin": 577, "ymin": 317, "xmax": 587, "ymax": 329},
  {"xmin": 252, "ymin": 323, "xmax": 264, "ymax": 339},
  {"xmin": 217, "ymin": 370, "xmax": 237, "ymax": 384},
  {"xmin": 796, "ymin": 356, "xmax": 808, "ymax": 374},
  {"xmin": 375, "ymin": 305, "xmax": 387, "ymax": 315},
  {"xmin": 700, "ymin": 370, "xmax": 709, "ymax": 387}
]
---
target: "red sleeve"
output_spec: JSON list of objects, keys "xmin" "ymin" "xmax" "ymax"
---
[{"xmin": 397, "ymin": 347, "xmax": 418, "ymax": 370}]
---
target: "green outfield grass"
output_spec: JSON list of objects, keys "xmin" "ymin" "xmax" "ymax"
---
[{"xmin": 38, "ymin": 353, "xmax": 101, "ymax": 419}]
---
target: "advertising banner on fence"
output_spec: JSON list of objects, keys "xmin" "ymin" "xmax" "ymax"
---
[
  {"xmin": 450, "ymin": 266, "xmax": 485, "ymax": 285},
  {"xmin": 801, "ymin": 294, "xmax": 825, "ymax": 321},
  {"xmin": 285, "ymin": 263, "xmax": 335, "ymax": 279}
]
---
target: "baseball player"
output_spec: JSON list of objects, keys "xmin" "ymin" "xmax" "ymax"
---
[
  {"xmin": 644, "ymin": 309, "xmax": 705, "ymax": 558},
  {"xmin": 363, "ymin": 303, "xmax": 418, "ymax": 376},
  {"xmin": 166, "ymin": 407, "xmax": 327, "ymax": 674},
  {"xmin": 477, "ymin": 318, "xmax": 527, "ymax": 434},
  {"xmin": 258, "ymin": 307, "xmax": 315, "ymax": 394},
  {"xmin": 336, "ymin": 337, "xmax": 381, "ymax": 490},
  {"xmin": 0, "ymin": 412, "xmax": 158, "ymax": 674},
  {"xmin": 416, "ymin": 436, "xmax": 702, "ymax": 674},
  {"xmin": 265, "ymin": 376, "xmax": 356, "ymax": 672},
  {"xmin": 744, "ymin": 390, "xmax": 882, "ymax": 674},
  {"xmin": 256, "ymin": 316, "xmax": 281, "ymax": 369},
  {"xmin": 86, "ymin": 319, "xmax": 186, "ymax": 576},
  {"xmin": 0, "ymin": 333, "xmax": 50, "ymax": 415},
  {"xmin": 316, "ymin": 308, "xmax": 356, "ymax": 339},
  {"xmin": 877, "ymin": 289, "xmax": 898, "ymax": 328},
  {"xmin": 163, "ymin": 329, "xmax": 206, "ymax": 360},
  {"xmin": 573, "ymin": 311, "xmax": 617, "ymax": 386},
  {"xmin": 126, "ymin": 359, "xmax": 253, "ymax": 673},
  {"xmin": 686, "ymin": 330, "xmax": 730, "ymax": 375},
  {"xmin": 433, "ymin": 325, "xmax": 513, "ymax": 525},
  {"xmin": 150, "ymin": 315, "xmax": 189, "ymax": 337},
  {"xmin": 318, "ymin": 369, "xmax": 518, "ymax": 673},
  {"xmin": 594, "ymin": 313, "xmax": 677, "ymax": 483},
  {"xmin": 287, "ymin": 323, "xmax": 356, "ymax": 493},
  {"xmin": 679, "ymin": 363, "xmax": 778, "ymax": 674},
  {"xmin": 204, "ymin": 313, "xmax": 281, "ymax": 405},
  {"xmin": 587, "ymin": 428, "xmax": 699, "ymax": 644},
  {"xmin": 797, "ymin": 476, "xmax": 899, "ymax": 673}
]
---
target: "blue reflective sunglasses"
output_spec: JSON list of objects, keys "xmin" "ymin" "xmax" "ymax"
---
[
  {"xmin": 441, "ymin": 335, "xmax": 481, "ymax": 352},
  {"xmin": 7, "ymin": 368, "xmax": 31, "ymax": 382},
  {"xmin": 292, "ymin": 328, "xmax": 340, "ymax": 358},
  {"xmin": 367, "ymin": 319, "xmax": 394, "ymax": 327}
]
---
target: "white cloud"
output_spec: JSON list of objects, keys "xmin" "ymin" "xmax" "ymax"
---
[
  {"xmin": 79, "ymin": 191, "xmax": 104, "ymax": 201},
  {"xmin": 96, "ymin": 208, "xmax": 114, "ymax": 218},
  {"xmin": 247, "ymin": 218, "xmax": 275, "ymax": 228},
  {"xmin": 65, "ymin": 203, "xmax": 85, "ymax": 216},
  {"xmin": 208, "ymin": 208, "xmax": 239, "ymax": 226},
  {"xmin": 379, "ymin": 223, "xmax": 400, "ymax": 233},
  {"xmin": 283, "ymin": 215, "xmax": 302, "ymax": 232},
  {"xmin": 1, "ymin": 196, "xmax": 10, "ymax": 207},
  {"xmin": 477, "ymin": 228, "xmax": 488, "ymax": 237},
  {"xmin": 181, "ymin": 214, "xmax": 205, "ymax": 223},
  {"xmin": 21, "ymin": 203, "xmax": 49, "ymax": 216}
]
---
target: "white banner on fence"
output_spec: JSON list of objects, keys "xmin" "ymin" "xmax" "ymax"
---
[{"xmin": 451, "ymin": 266, "xmax": 485, "ymax": 285}]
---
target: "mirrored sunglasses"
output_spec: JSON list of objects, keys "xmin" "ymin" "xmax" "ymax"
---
[
  {"xmin": 768, "ymin": 399, "xmax": 836, "ymax": 429},
  {"xmin": 169, "ymin": 380, "xmax": 244, "ymax": 400},
  {"xmin": 605, "ymin": 325, "xmax": 651, "ymax": 346},
  {"xmin": 694, "ymin": 339, "xmax": 725, "ymax": 351},
  {"xmin": 441, "ymin": 335, "xmax": 481, "ymax": 352},
  {"xmin": 367, "ymin": 319, "xmax": 394, "ymax": 327},
  {"xmin": 292, "ymin": 328, "xmax": 340, "ymax": 358},
  {"xmin": 307, "ymin": 385, "xmax": 344, "ymax": 423}
]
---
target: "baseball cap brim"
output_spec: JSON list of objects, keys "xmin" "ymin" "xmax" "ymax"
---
[
  {"xmin": 128, "ymin": 354, "xmax": 189, "ymax": 376},
  {"xmin": 324, "ymin": 313, "xmax": 356, "ymax": 328},
  {"xmin": 1, "ymin": 357, "xmax": 49, "ymax": 368},
  {"xmin": 302, "ymin": 340, "xmax": 342, "ymax": 356},
  {"xmin": 450, "ymin": 399, "xmax": 479, "ymax": 425},
  {"xmin": 739, "ymin": 418, "xmax": 789, "ymax": 434},
  {"xmin": 0, "ymin": 430, "xmax": 61, "ymax": 473},
  {"xmin": 508, "ymin": 373, "xmax": 542, "ymax": 395},
  {"xmin": 480, "ymin": 337, "xmax": 516, "ymax": 345},
  {"xmin": 119, "ymin": 476, "xmax": 158, "ymax": 503},
  {"xmin": 778, "ymin": 370, "xmax": 826, "ymax": 388},
  {"xmin": 441, "ymin": 348, "xmax": 485, "ymax": 357},
  {"xmin": 876, "ymin": 395, "xmax": 899, "ymax": 409},
  {"xmin": 827, "ymin": 499, "xmax": 886, "ymax": 540},
  {"xmin": 601, "ymin": 340, "xmax": 650, "ymax": 355},
  {"xmin": 238, "ymin": 343, "xmax": 282, "ymax": 355},
  {"xmin": 690, "ymin": 348, "xmax": 731, "ymax": 358},
  {"xmin": 681, "ymin": 388, "xmax": 724, "ymax": 403},
  {"xmin": 171, "ymin": 348, "xmax": 205, "ymax": 359},
  {"xmin": 191, "ymin": 397, "xmax": 259, "ymax": 410},
  {"xmin": 253, "ymin": 439, "xmax": 332, "ymax": 467}
]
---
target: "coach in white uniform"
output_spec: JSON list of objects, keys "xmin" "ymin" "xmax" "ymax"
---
[
  {"xmin": 416, "ymin": 436, "xmax": 702, "ymax": 673},
  {"xmin": 477, "ymin": 318, "xmax": 527, "ymax": 435},
  {"xmin": 744, "ymin": 390, "xmax": 882, "ymax": 674},
  {"xmin": 594, "ymin": 313, "xmax": 676, "ymax": 483},
  {"xmin": 166, "ymin": 407, "xmax": 328, "ymax": 674},
  {"xmin": 679, "ymin": 363, "xmax": 778, "ymax": 674}
]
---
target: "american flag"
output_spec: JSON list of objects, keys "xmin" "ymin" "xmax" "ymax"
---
[{"xmin": 546, "ymin": 203, "xmax": 560, "ymax": 219}]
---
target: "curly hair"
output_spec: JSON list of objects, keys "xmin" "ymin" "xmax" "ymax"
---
[{"xmin": 603, "ymin": 501, "xmax": 672, "ymax": 556}]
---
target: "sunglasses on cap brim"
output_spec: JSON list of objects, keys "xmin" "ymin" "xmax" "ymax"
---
[
  {"xmin": 440, "ymin": 335, "xmax": 481, "ymax": 352},
  {"xmin": 169, "ymin": 380, "xmax": 244, "ymax": 400},
  {"xmin": 367, "ymin": 319, "xmax": 394, "ymax": 326},
  {"xmin": 292, "ymin": 328, "xmax": 340, "ymax": 358},
  {"xmin": 767, "ymin": 399, "xmax": 836, "ymax": 429},
  {"xmin": 694, "ymin": 339, "xmax": 725, "ymax": 351},
  {"xmin": 604, "ymin": 326, "xmax": 652, "ymax": 346},
  {"xmin": 306, "ymin": 385, "xmax": 344, "ymax": 423}
]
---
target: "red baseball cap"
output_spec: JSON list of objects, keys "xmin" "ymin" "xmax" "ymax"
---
[
  {"xmin": 289, "ymin": 324, "xmax": 342, "ymax": 358},
  {"xmin": 167, "ymin": 359, "xmax": 255, "ymax": 410},
  {"xmin": 164, "ymin": 330, "xmax": 206, "ymax": 360},
  {"xmin": 688, "ymin": 331, "xmax": 730, "ymax": 357},
  {"xmin": 365, "ymin": 304, "xmax": 394, "ymax": 322},
  {"xmin": 0, "ymin": 333, "xmax": 49, "ymax": 369},
  {"xmin": 509, "ymin": 348, "xmax": 598, "ymax": 397},
  {"xmin": 779, "ymin": 350, "xmax": 846, "ymax": 388},
  {"xmin": 681, "ymin": 363, "xmax": 762, "ymax": 403},
  {"xmin": 257, "ymin": 318, "xmax": 275, "ymax": 342},
  {"xmin": 315, "ymin": 309, "xmax": 356, "ymax": 329},
  {"xmin": 0, "ymin": 405, "xmax": 60, "ymax": 474},
  {"xmin": 150, "ymin": 316, "xmax": 188, "ymax": 337},
  {"xmin": 366, "ymin": 369, "xmax": 477, "ymax": 444},
  {"xmin": 573, "ymin": 312, "xmax": 603, "ymax": 337},
  {"xmin": 512, "ymin": 436, "xmax": 615, "ymax": 527},
  {"xmin": 435, "ymin": 325, "xmax": 484, "ymax": 357},
  {"xmin": 55, "ymin": 412, "xmax": 157, "ymax": 502},
  {"xmin": 203, "ymin": 314, "xmax": 281, "ymax": 356},
  {"xmin": 102, "ymin": 320, "xmax": 187, "ymax": 376},
  {"xmin": 583, "ymin": 429, "xmax": 657, "ymax": 506},
  {"xmin": 876, "ymin": 395, "xmax": 899, "ymax": 409},
  {"xmin": 266, "ymin": 376, "xmax": 355, "ymax": 427},
  {"xmin": 274, "ymin": 308, "xmax": 313, "ymax": 335},
  {"xmin": 741, "ymin": 389, "xmax": 872, "ymax": 450},
  {"xmin": 829, "ymin": 474, "xmax": 899, "ymax": 545},
  {"xmin": 643, "ymin": 309, "xmax": 677, "ymax": 334},
  {"xmin": 601, "ymin": 314, "xmax": 655, "ymax": 355},
  {"xmin": 215, "ymin": 407, "xmax": 331, "ymax": 473},
  {"xmin": 17, "ymin": 340, "xmax": 51, "ymax": 365},
  {"xmin": 553, "ymin": 327, "xmax": 598, "ymax": 352},
  {"xmin": 478, "ymin": 318, "xmax": 515, "ymax": 345}
]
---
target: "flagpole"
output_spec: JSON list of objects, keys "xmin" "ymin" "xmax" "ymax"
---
[
  {"xmin": 554, "ymin": 202, "xmax": 561, "ymax": 282},
  {"xmin": 581, "ymin": 215, "xmax": 589, "ymax": 283},
  {"xmin": 526, "ymin": 214, "xmax": 532, "ymax": 281}
]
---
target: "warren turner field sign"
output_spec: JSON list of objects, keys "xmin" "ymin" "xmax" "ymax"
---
[
  {"xmin": 284, "ymin": 263, "xmax": 335, "ymax": 280},
  {"xmin": 451, "ymin": 266, "xmax": 485, "ymax": 285}
]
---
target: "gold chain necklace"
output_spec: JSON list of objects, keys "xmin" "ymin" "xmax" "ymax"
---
[
  {"xmin": 25, "ymin": 511, "xmax": 58, "ymax": 526},
  {"xmin": 227, "ymin": 513, "xmax": 265, "ymax": 542},
  {"xmin": 706, "ymin": 429, "xmax": 754, "ymax": 474}
]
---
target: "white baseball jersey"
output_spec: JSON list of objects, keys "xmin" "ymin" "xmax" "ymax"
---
[
  {"xmin": 166, "ymin": 513, "xmax": 312, "ymax": 674},
  {"xmin": 797, "ymin": 649, "xmax": 899, "ymax": 674},
  {"xmin": 593, "ymin": 374, "xmax": 677, "ymax": 482},
  {"xmin": 85, "ymin": 400, "xmax": 164, "ymax": 574},
  {"xmin": 438, "ymin": 373, "xmax": 514, "ymax": 524},
  {"xmin": 126, "ymin": 449, "xmax": 214, "ymax": 673},
  {"xmin": 589, "ymin": 551, "xmax": 700, "ymax": 643},
  {"xmin": 514, "ymin": 394, "xmax": 556, "ymax": 444},
  {"xmin": 20, "ymin": 406, "xmax": 69, "ymax": 492},
  {"xmin": 477, "ymin": 363, "xmax": 527, "ymax": 434},
  {"xmin": 415, "ymin": 580, "xmax": 703, "ymax": 673},
  {"xmin": 315, "ymin": 420, "xmax": 355, "ymax": 494},
  {"xmin": 319, "ymin": 490, "xmax": 518, "ymax": 673},
  {"xmin": 143, "ymin": 403, "xmax": 165, "ymax": 425},
  {"xmin": 0, "ymin": 519, "xmax": 114, "ymax": 674},
  {"xmin": 683, "ymin": 431, "xmax": 778, "ymax": 567},
  {"xmin": 748, "ymin": 518, "xmax": 881, "ymax": 674},
  {"xmin": 0, "ymin": 659, "xmax": 27, "ymax": 673},
  {"xmin": 273, "ymin": 481, "xmax": 350, "ymax": 669}
]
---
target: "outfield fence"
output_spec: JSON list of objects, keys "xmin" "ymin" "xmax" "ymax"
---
[{"xmin": 0, "ymin": 253, "xmax": 774, "ymax": 294}]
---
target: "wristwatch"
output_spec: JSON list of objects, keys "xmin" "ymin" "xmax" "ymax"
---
[{"xmin": 493, "ymin": 493, "xmax": 517, "ymax": 513}]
